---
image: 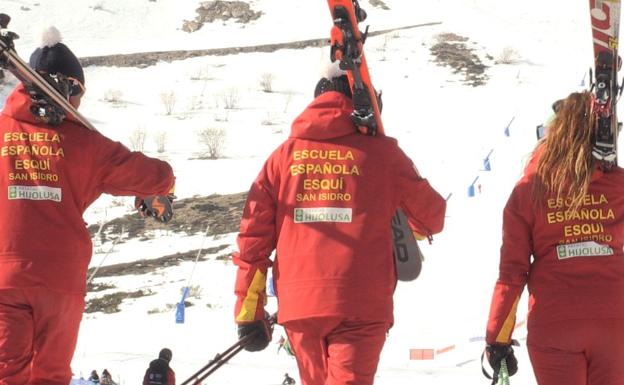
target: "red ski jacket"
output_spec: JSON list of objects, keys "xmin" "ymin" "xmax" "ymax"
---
[
  {"xmin": 487, "ymin": 147, "xmax": 624, "ymax": 344},
  {"xmin": 0, "ymin": 84, "xmax": 175, "ymax": 294},
  {"xmin": 234, "ymin": 91, "xmax": 446, "ymax": 324}
]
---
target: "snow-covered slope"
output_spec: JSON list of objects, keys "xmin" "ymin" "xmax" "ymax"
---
[{"xmin": 0, "ymin": 0, "xmax": 617, "ymax": 384}]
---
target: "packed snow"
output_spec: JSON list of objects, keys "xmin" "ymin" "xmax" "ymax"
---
[{"xmin": 0, "ymin": 0, "xmax": 614, "ymax": 384}]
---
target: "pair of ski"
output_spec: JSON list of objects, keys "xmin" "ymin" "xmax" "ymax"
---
[
  {"xmin": 0, "ymin": 25, "xmax": 173, "ymax": 222},
  {"xmin": 589, "ymin": 0, "xmax": 621, "ymax": 168},
  {"xmin": 326, "ymin": 0, "xmax": 425, "ymax": 281}
]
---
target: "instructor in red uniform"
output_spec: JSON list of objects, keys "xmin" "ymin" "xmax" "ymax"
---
[
  {"xmin": 485, "ymin": 91, "xmax": 624, "ymax": 385},
  {"xmin": 0, "ymin": 27, "xmax": 175, "ymax": 385},
  {"xmin": 233, "ymin": 66, "xmax": 446, "ymax": 385}
]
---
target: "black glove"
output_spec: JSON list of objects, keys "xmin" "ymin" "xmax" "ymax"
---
[
  {"xmin": 486, "ymin": 343, "xmax": 518, "ymax": 377},
  {"xmin": 135, "ymin": 194, "xmax": 175, "ymax": 223},
  {"xmin": 237, "ymin": 314, "xmax": 273, "ymax": 352}
]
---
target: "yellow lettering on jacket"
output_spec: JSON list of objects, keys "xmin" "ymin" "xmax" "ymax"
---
[
  {"xmin": 3, "ymin": 132, "xmax": 61, "ymax": 142},
  {"xmin": 0, "ymin": 145, "xmax": 64, "ymax": 157},
  {"xmin": 293, "ymin": 149, "xmax": 354, "ymax": 161}
]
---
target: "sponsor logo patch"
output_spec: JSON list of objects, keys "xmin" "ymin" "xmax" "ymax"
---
[
  {"xmin": 8, "ymin": 185, "xmax": 62, "ymax": 202},
  {"xmin": 556, "ymin": 241, "xmax": 614, "ymax": 260},
  {"xmin": 294, "ymin": 207, "xmax": 352, "ymax": 223}
]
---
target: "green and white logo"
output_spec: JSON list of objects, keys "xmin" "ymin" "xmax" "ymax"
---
[
  {"xmin": 294, "ymin": 209, "xmax": 304, "ymax": 223},
  {"xmin": 293, "ymin": 207, "xmax": 352, "ymax": 223},
  {"xmin": 7, "ymin": 185, "xmax": 62, "ymax": 202},
  {"xmin": 556, "ymin": 241, "xmax": 613, "ymax": 260}
]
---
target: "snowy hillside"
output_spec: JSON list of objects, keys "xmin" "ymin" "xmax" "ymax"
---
[{"xmin": 0, "ymin": 0, "xmax": 615, "ymax": 384}]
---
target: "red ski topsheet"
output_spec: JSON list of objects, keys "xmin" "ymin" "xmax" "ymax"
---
[
  {"xmin": 327, "ymin": 0, "xmax": 385, "ymax": 135},
  {"xmin": 590, "ymin": 0, "xmax": 620, "ymax": 55}
]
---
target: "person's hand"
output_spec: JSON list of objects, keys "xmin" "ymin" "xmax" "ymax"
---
[
  {"xmin": 135, "ymin": 194, "xmax": 174, "ymax": 223},
  {"xmin": 486, "ymin": 343, "xmax": 518, "ymax": 377},
  {"xmin": 237, "ymin": 312, "xmax": 273, "ymax": 352}
]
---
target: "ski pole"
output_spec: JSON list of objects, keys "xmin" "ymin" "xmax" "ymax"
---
[
  {"xmin": 180, "ymin": 313, "xmax": 277, "ymax": 385},
  {"xmin": 176, "ymin": 224, "xmax": 211, "ymax": 323},
  {"xmin": 183, "ymin": 224, "xmax": 211, "ymax": 289},
  {"xmin": 181, "ymin": 339, "xmax": 247, "ymax": 385},
  {"xmin": 498, "ymin": 358, "xmax": 510, "ymax": 385},
  {"xmin": 87, "ymin": 226, "xmax": 124, "ymax": 285},
  {"xmin": 481, "ymin": 353, "xmax": 511, "ymax": 385}
]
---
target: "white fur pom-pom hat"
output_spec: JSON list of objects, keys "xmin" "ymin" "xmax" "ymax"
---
[{"xmin": 29, "ymin": 26, "xmax": 84, "ymax": 85}]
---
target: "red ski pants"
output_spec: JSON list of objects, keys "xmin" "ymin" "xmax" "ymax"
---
[
  {"xmin": 0, "ymin": 287, "xmax": 84, "ymax": 385},
  {"xmin": 527, "ymin": 318, "xmax": 624, "ymax": 385},
  {"xmin": 283, "ymin": 317, "xmax": 391, "ymax": 385}
]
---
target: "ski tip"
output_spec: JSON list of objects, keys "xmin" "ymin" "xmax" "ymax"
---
[{"xmin": 39, "ymin": 26, "xmax": 62, "ymax": 48}]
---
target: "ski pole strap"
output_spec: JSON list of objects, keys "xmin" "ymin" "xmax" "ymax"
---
[{"xmin": 481, "ymin": 350, "xmax": 496, "ymax": 383}]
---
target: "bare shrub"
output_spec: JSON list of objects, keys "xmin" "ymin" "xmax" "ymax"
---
[
  {"xmin": 378, "ymin": 34, "xmax": 391, "ymax": 61},
  {"xmin": 220, "ymin": 88, "xmax": 240, "ymax": 109},
  {"xmin": 177, "ymin": 96, "xmax": 203, "ymax": 120},
  {"xmin": 260, "ymin": 72, "xmax": 275, "ymax": 93},
  {"xmin": 198, "ymin": 127, "xmax": 226, "ymax": 159},
  {"xmin": 103, "ymin": 89, "xmax": 123, "ymax": 103},
  {"xmin": 91, "ymin": 1, "xmax": 105, "ymax": 11},
  {"xmin": 185, "ymin": 285, "xmax": 203, "ymax": 299},
  {"xmin": 496, "ymin": 46, "xmax": 521, "ymax": 64},
  {"xmin": 154, "ymin": 131, "xmax": 167, "ymax": 153},
  {"xmin": 190, "ymin": 66, "xmax": 210, "ymax": 81},
  {"xmin": 187, "ymin": 95, "xmax": 202, "ymax": 112},
  {"xmin": 160, "ymin": 90, "xmax": 177, "ymax": 115},
  {"xmin": 214, "ymin": 111, "xmax": 229, "ymax": 122},
  {"xmin": 261, "ymin": 112, "xmax": 277, "ymax": 126},
  {"xmin": 148, "ymin": 303, "xmax": 176, "ymax": 314},
  {"xmin": 129, "ymin": 126, "xmax": 147, "ymax": 152}
]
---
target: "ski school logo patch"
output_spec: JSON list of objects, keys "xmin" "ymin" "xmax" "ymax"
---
[
  {"xmin": 556, "ymin": 241, "xmax": 614, "ymax": 260},
  {"xmin": 8, "ymin": 185, "xmax": 62, "ymax": 202},
  {"xmin": 294, "ymin": 207, "xmax": 352, "ymax": 223}
]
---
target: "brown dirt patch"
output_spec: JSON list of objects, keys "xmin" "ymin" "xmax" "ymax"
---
[
  {"xmin": 88, "ymin": 192, "xmax": 247, "ymax": 245},
  {"xmin": 79, "ymin": 22, "xmax": 442, "ymax": 68},
  {"xmin": 88, "ymin": 244, "xmax": 230, "ymax": 278},
  {"xmin": 183, "ymin": 1, "xmax": 263, "ymax": 33},
  {"xmin": 85, "ymin": 289, "xmax": 152, "ymax": 313},
  {"xmin": 430, "ymin": 32, "xmax": 490, "ymax": 87}
]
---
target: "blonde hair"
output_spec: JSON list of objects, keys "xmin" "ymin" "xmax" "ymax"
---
[{"xmin": 533, "ymin": 91, "xmax": 596, "ymax": 212}]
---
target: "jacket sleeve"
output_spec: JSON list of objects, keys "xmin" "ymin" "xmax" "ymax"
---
[
  {"xmin": 486, "ymin": 182, "xmax": 532, "ymax": 344},
  {"xmin": 168, "ymin": 368, "xmax": 176, "ymax": 385},
  {"xmin": 234, "ymin": 151, "xmax": 280, "ymax": 323},
  {"xmin": 394, "ymin": 147, "xmax": 446, "ymax": 237},
  {"xmin": 93, "ymin": 133, "xmax": 175, "ymax": 197}
]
